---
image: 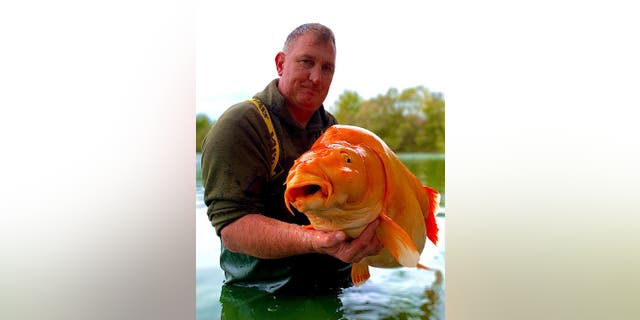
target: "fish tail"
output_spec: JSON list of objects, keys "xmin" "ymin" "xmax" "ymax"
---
[{"xmin": 423, "ymin": 186, "xmax": 440, "ymax": 245}]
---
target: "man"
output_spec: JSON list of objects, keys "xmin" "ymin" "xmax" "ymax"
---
[{"xmin": 201, "ymin": 23, "xmax": 382, "ymax": 293}]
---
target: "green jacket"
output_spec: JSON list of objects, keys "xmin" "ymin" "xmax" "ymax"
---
[{"xmin": 201, "ymin": 79, "xmax": 350, "ymax": 292}]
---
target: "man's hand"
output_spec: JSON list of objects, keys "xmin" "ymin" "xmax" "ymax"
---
[
  {"xmin": 307, "ymin": 219, "xmax": 384, "ymax": 263},
  {"xmin": 221, "ymin": 214, "xmax": 383, "ymax": 262}
]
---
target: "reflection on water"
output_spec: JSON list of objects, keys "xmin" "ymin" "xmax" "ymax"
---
[
  {"xmin": 217, "ymin": 266, "xmax": 444, "ymax": 320},
  {"xmin": 400, "ymin": 153, "xmax": 445, "ymax": 208},
  {"xmin": 340, "ymin": 268, "xmax": 444, "ymax": 320},
  {"xmin": 220, "ymin": 286, "xmax": 344, "ymax": 320},
  {"xmin": 196, "ymin": 153, "xmax": 445, "ymax": 319}
]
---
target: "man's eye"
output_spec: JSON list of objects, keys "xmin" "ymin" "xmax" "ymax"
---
[
  {"xmin": 301, "ymin": 59, "xmax": 313, "ymax": 67},
  {"xmin": 322, "ymin": 65, "xmax": 334, "ymax": 74}
]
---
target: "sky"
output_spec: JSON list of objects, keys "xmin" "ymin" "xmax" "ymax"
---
[{"xmin": 196, "ymin": 0, "xmax": 450, "ymax": 120}]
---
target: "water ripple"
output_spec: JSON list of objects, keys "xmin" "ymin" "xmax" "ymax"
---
[{"xmin": 339, "ymin": 268, "xmax": 444, "ymax": 320}]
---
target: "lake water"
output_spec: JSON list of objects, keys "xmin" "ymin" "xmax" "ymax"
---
[{"xmin": 196, "ymin": 153, "xmax": 445, "ymax": 319}]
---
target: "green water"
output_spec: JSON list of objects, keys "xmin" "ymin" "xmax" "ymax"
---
[
  {"xmin": 399, "ymin": 153, "xmax": 445, "ymax": 209},
  {"xmin": 196, "ymin": 153, "xmax": 445, "ymax": 319}
]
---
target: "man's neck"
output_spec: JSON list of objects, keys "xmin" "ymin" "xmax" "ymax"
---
[{"xmin": 287, "ymin": 105, "xmax": 315, "ymax": 128}]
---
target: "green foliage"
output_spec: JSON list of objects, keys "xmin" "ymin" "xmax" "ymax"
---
[
  {"xmin": 333, "ymin": 90, "xmax": 362, "ymax": 124},
  {"xmin": 331, "ymin": 86, "xmax": 445, "ymax": 153},
  {"xmin": 194, "ymin": 86, "xmax": 445, "ymax": 153},
  {"xmin": 196, "ymin": 113, "xmax": 214, "ymax": 152}
]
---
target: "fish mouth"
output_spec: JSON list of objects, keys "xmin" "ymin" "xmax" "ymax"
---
[
  {"xmin": 284, "ymin": 174, "xmax": 332, "ymax": 215},
  {"xmin": 297, "ymin": 184, "xmax": 323, "ymax": 196}
]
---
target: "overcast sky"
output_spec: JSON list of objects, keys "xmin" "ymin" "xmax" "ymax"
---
[{"xmin": 196, "ymin": 0, "xmax": 450, "ymax": 119}]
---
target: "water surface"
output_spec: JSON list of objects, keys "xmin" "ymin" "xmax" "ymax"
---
[{"xmin": 196, "ymin": 153, "xmax": 445, "ymax": 319}]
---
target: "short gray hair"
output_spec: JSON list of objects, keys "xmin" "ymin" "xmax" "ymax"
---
[{"xmin": 283, "ymin": 23, "xmax": 336, "ymax": 52}]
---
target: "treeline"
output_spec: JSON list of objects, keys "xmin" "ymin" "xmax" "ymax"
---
[
  {"xmin": 331, "ymin": 86, "xmax": 444, "ymax": 153},
  {"xmin": 196, "ymin": 114, "xmax": 214, "ymax": 152},
  {"xmin": 196, "ymin": 86, "xmax": 444, "ymax": 153}
]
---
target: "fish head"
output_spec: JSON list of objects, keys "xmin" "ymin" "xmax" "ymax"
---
[{"xmin": 284, "ymin": 140, "xmax": 385, "ymax": 233}]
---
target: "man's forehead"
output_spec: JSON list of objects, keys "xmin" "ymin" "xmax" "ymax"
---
[{"xmin": 291, "ymin": 45, "xmax": 334, "ymax": 62}]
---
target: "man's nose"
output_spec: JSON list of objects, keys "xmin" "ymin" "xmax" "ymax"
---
[{"xmin": 309, "ymin": 66, "xmax": 323, "ymax": 84}]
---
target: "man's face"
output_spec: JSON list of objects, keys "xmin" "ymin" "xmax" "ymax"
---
[{"xmin": 276, "ymin": 32, "xmax": 336, "ymax": 114}]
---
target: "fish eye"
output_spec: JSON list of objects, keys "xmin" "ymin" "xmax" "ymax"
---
[{"xmin": 341, "ymin": 152, "xmax": 352, "ymax": 163}]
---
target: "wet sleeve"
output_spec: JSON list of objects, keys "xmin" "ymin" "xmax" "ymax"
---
[{"xmin": 200, "ymin": 104, "xmax": 271, "ymax": 236}]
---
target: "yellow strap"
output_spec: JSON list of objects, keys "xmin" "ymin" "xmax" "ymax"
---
[{"xmin": 248, "ymin": 98, "xmax": 280, "ymax": 178}]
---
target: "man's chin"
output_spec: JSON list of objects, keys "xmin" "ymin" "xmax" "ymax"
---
[{"xmin": 296, "ymin": 96, "xmax": 323, "ymax": 110}]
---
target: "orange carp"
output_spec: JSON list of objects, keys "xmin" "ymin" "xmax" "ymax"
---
[{"xmin": 284, "ymin": 125, "xmax": 440, "ymax": 285}]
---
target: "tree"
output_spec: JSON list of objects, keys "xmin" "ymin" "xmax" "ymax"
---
[
  {"xmin": 333, "ymin": 90, "xmax": 363, "ymax": 124},
  {"xmin": 196, "ymin": 113, "xmax": 214, "ymax": 152},
  {"xmin": 421, "ymin": 91, "xmax": 445, "ymax": 153},
  {"xmin": 330, "ymin": 86, "xmax": 445, "ymax": 153}
]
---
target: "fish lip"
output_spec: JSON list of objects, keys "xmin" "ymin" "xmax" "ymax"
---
[{"xmin": 284, "ymin": 174, "xmax": 332, "ymax": 214}]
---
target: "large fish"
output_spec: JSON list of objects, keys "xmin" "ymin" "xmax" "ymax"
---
[{"xmin": 284, "ymin": 125, "xmax": 440, "ymax": 285}]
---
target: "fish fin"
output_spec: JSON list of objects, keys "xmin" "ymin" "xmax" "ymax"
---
[
  {"xmin": 351, "ymin": 261, "xmax": 370, "ymax": 286},
  {"xmin": 376, "ymin": 214, "xmax": 420, "ymax": 267},
  {"xmin": 417, "ymin": 262, "xmax": 444, "ymax": 286},
  {"xmin": 423, "ymin": 186, "xmax": 440, "ymax": 245},
  {"xmin": 302, "ymin": 225, "xmax": 315, "ymax": 230},
  {"xmin": 417, "ymin": 262, "xmax": 431, "ymax": 270}
]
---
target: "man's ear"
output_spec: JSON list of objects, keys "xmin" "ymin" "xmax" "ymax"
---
[{"xmin": 275, "ymin": 52, "xmax": 285, "ymax": 76}]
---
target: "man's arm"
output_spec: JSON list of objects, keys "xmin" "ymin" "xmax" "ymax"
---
[{"xmin": 221, "ymin": 213, "xmax": 383, "ymax": 264}]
